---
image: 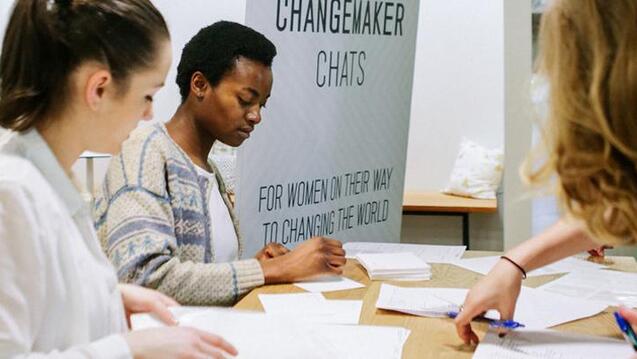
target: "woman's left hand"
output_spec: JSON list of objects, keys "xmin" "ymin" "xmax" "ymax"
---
[
  {"xmin": 119, "ymin": 284, "xmax": 179, "ymax": 328},
  {"xmin": 255, "ymin": 243, "xmax": 290, "ymax": 261}
]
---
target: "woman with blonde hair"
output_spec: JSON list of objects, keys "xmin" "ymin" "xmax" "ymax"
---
[{"xmin": 455, "ymin": 0, "xmax": 637, "ymax": 345}]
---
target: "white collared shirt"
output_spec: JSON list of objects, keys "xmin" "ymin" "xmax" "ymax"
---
[{"xmin": 0, "ymin": 130, "xmax": 130, "ymax": 358}]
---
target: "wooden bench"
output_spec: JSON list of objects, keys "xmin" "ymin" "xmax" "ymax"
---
[{"xmin": 402, "ymin": 191, "xmax": 497, "ymax": 249}]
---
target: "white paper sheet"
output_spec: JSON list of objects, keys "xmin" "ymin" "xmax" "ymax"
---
[
  {"xmin": 376, "ymin": 284, "xmax": 608, "ymax": 329},
  {"xmin": 258, "ymin": 293, "xmax": 362, "ymax": 324},
  {"xmin": 294, "ymin": 276, "xmax": 365, "ymax": 292},
  {"xmin": 452, "ymin": 256, "xmax": 606, "ymax": 277},
  {"xmin": 473, "ymin": 329, "xmax": 633, "ymax": 358},
  {"xmin": 344, "ymin": 242, "xmax": 465, "ymax": 263},
  {"xmin": 132, "ymin": 308, "xmax": 410, "ymax": 359},
  {"xmin": 539, "ymin": 268, "xmax": 637, "ymax": 307}
]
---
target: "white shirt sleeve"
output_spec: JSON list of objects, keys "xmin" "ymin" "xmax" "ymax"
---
[{"xmin": 0, "ymin": 184, "xmax": 131, "ymax": 359}]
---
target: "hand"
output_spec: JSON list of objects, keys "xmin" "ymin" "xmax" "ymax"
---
[
  {"xmin": 255, "ymin": 243, "xmax": 290, "ymax": 261},
  {"xmin": 587, "ymin": 245, "xmax": 612, "ymax": 257},
  {"xmin": 454, "ymin": 258, "xmax": 524, "ymax": 345},
  {"xmin": 619, "ymin": 307, "xmax": 637, "ymax": 330},
  {"xmin": 119, "ymin": 284, "xmax": 179, "ymax": 328},
  {"xmin": 260, "ymin": 236, "xmax": 346, "ymax": 283},
  {"xmin": 124, "ymin": 326, "xmax": 237, "ymax": 359}
]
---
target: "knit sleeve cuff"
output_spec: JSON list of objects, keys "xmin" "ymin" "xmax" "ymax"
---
[{"xmin": 232, "ymin": 258, "xmax": 265, "ymax": 296}]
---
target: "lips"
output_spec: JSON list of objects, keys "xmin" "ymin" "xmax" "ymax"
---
[{"xmin": 238, "ymin": 126, "xmax": 253, "ymax": 138}]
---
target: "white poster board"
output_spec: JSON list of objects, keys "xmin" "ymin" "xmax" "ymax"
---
[{"xmin": 238, "ymin": 0, "xmax": 420, "ymax": 255}]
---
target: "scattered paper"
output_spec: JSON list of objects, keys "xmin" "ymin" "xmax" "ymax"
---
[
  {"xmin": 357, "ymin": 252, "xmax": 432, "ymax": 281},
  {"xmin": 452, "ymin": 256, "xmax": 606, "ymax": 277},
  {"xmin": 344, "ymin": 241, "xmax": 465, "ymax": 263},
  {"xmin": 258, "ymin": 293, "xmax": 362, "ymax": 325},
  {"xmin": 539, "ymin": 268, "xmax": 637, "ymax": 307},
  {"xmin": 376, "ymin": 284, "xmax": 462, "ymax": 317},
  {"xmin": 376, "ymin": 284, "xmax": 607, "ymax": 329},
  {"xmin": 294, "ymin": 276, "xmax": 365, "ymax": 292},
  {"xmin": 132, "ymin": 307, "xmax": 410, "ymax": 359},
  {"xmin": 473, "ymin": 329, "xmax": 633, "ymax": 358}
]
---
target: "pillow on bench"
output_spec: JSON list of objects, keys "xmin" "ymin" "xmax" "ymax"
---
[{"xmin": 443, "ymin": 139, "xmax": 503, "ymax": 200}]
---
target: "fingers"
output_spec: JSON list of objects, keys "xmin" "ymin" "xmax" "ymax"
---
[
  {"xmin": 321, "ymin": 238, "xmax": 343, "ymax": 248},
  {"xmin": 327, "ymin": 254, "xmax": 347, "ymax": 267},
  {"xmin": 495, "ymin": 302, "xmax": 517, "ymax": 337},
  {"xmin": 196, "ymin": 329, "xmax": 238, "ymax": 356},
  {"xmin": 196, "ymin": 340, "xmax": 233, "ymax": 359},
  {"xmin": 156, "ymin": 291, "xmax": 180, "ymax": 307},
  {"xmin": 266, "ymin": 243, "xmax": 290, "ymax": 258},
  {"xmin": 454, "ymin": 306, "xmax": 481, "ymax": 345},
  {"xmin": 149, "ymin": 299, "xmax": 178, "ymax": 326},
  {"xmin": 619, "ymin": 307, "xmax": 637, "ymax": 331}
]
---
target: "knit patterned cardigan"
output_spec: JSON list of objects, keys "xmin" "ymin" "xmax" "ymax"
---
[{"xmin": 95, "ymin": 124, "xmax": 264, "ymax": 306}]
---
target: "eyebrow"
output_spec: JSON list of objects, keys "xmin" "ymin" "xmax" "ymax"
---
[{"xmin": 243, "ymin": 87, "xmax": 260, "ymax": 98}]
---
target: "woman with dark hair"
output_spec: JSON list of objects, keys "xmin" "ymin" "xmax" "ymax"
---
[
  {"xmin": 96, "ymin": 21, "xmax": 347, "ymax": 306},
  {"xmin": 0, "ymin": 1, "xmax": 235, "ymax": 357}
]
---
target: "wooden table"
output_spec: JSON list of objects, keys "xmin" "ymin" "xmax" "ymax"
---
[
  {"xmin": 234, "ymin": 251, "xmax": 637, "ymax": 358},
  {"xmin": 402, "ymin": 192, "xmax": 497, "ymax": 249}
]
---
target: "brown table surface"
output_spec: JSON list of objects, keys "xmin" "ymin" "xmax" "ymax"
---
[
  {"xmin": 403, "ymin": 192, "xmax": 497, "ymax": 213},
  {"xmin": 234, "ymin": 251, "xmax": 637, "ymax": 358}
]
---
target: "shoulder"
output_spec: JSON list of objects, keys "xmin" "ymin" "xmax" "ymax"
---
[
  {"xmin": 105, "ymin": 124, "xmax": 180, "ymax": 192},
  {"xmin": 0, "ymin": 155, "xmax": 63, "ymax": 226}
]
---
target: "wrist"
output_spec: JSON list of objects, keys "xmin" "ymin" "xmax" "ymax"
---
[
  {"xmin": 499, "ymin": 256, "xmax": 527, "ymax": 279},
  {"xmin": 260, "ymin": 256, "xmax": 286, "ymax": 284}
]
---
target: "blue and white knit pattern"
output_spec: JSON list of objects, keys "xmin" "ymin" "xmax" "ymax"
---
[{"xmin": 95, "ymin": 124, "xmax": 264, "ymax": 306}]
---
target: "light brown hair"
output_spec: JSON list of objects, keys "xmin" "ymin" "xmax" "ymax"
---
[{"xmin": 526, "ymin": 0, "xmax": 637, "ymax": 245}]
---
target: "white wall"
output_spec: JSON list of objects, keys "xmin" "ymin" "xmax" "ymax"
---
[
  {"xmin": 401, "ymin": 0, "xmax": 532, "ymax": 251},
  {"xmin": 404, "ymin": 0, "xmax": 504, "ymax": 192}
]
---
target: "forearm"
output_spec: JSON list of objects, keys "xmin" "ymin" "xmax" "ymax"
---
[
  {"xmin": 147, "ymin": 257, "xmax": 264, "ymax": 306},
  {"xmin": 505, "ymin": 218, "xmax": 597, "ymax": 272}
]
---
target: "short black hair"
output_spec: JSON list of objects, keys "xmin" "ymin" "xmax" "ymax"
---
[{"xmin": 176, "ymin": 21, "xmax": 277, "ymax": 102}]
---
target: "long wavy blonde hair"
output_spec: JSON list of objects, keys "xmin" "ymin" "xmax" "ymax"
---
[{"xmin": 525, "ymin": 0, "xmax": 637, "ymax": 245}]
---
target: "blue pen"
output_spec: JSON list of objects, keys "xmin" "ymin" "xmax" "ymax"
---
[
  {"xmin": 446, "ymin": 310, "xmax": 525, "ymax": 329},
  {"xmin": 614, "ymin": 311, "xmax": 637, "ymax": 351}
]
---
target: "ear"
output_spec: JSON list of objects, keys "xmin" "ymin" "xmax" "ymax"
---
[
  {"xmin": 85, "ymin": 69, "xmax": 113, "ymax": 111},
  {"xmin": 190, "ymin": 71, "xmax": 210, "ymax": 99}
]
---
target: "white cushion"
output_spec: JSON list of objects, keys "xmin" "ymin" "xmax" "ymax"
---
[{"xmin": 443, "ymin": 139, "xmax": 503, "ymax": 200}]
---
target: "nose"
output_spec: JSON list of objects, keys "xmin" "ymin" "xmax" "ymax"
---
[
  {"xmin": 142, "ymin": 103, "xmax": 154, "ymax": 121},
  {"xmin": 246, "ymin": 107, "xmax": 261, "ymax": 125}
]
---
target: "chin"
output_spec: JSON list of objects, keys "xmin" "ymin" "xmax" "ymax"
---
[{"xmin": 221, "ymin": 138, "xmax": 245, "ymax": 148}]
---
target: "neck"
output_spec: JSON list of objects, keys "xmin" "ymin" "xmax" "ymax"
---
[
  {"xmin": 36, "ymin": 116, "xmax": 86, "ymax": 174},
  {"xmin": 166, "ymin": 104, "xmax": 215, "ymax": 170}
]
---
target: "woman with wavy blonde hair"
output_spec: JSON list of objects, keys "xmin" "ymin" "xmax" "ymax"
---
[{"xmin": 455, "ymin": 0, "xmax": 637, "ymax": 345}]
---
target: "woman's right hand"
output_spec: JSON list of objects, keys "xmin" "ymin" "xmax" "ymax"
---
[
  {"xmin": 454, "ymin": 258, "xmax": 524, "ymax": 345},
  {"xmin": 261, "ymin": 236, "xmax": 346, "ymax": 283},
  {"xmin": 124, "ymin": 326, "xmax": 237, "ymax": 359}
]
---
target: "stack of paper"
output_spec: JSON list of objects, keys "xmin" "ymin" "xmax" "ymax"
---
[
  {"xmin": 473, "ymin": 329, "xmax": 633, "ymax": 358},
  {"xmin": 258, "ymin": 293, "xmax": 362, "ymax": 324},
  {"xmin": 132, "ymin": 307, "xmax": 411, "ymax": 359},
  {"xmin": 344, "ymin": 241, "xmax": 466, "ymax": 263},
  {"xmin": 451, "ymin": 255, "xmax": 606, "ymax": 277},
  {"xmin": 375, "ymin": 284, "xmax": 608, "ymax": 329},
  {"xmin": 356, "ymin": 252, "xmax": 432, "ymax": 281}
]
